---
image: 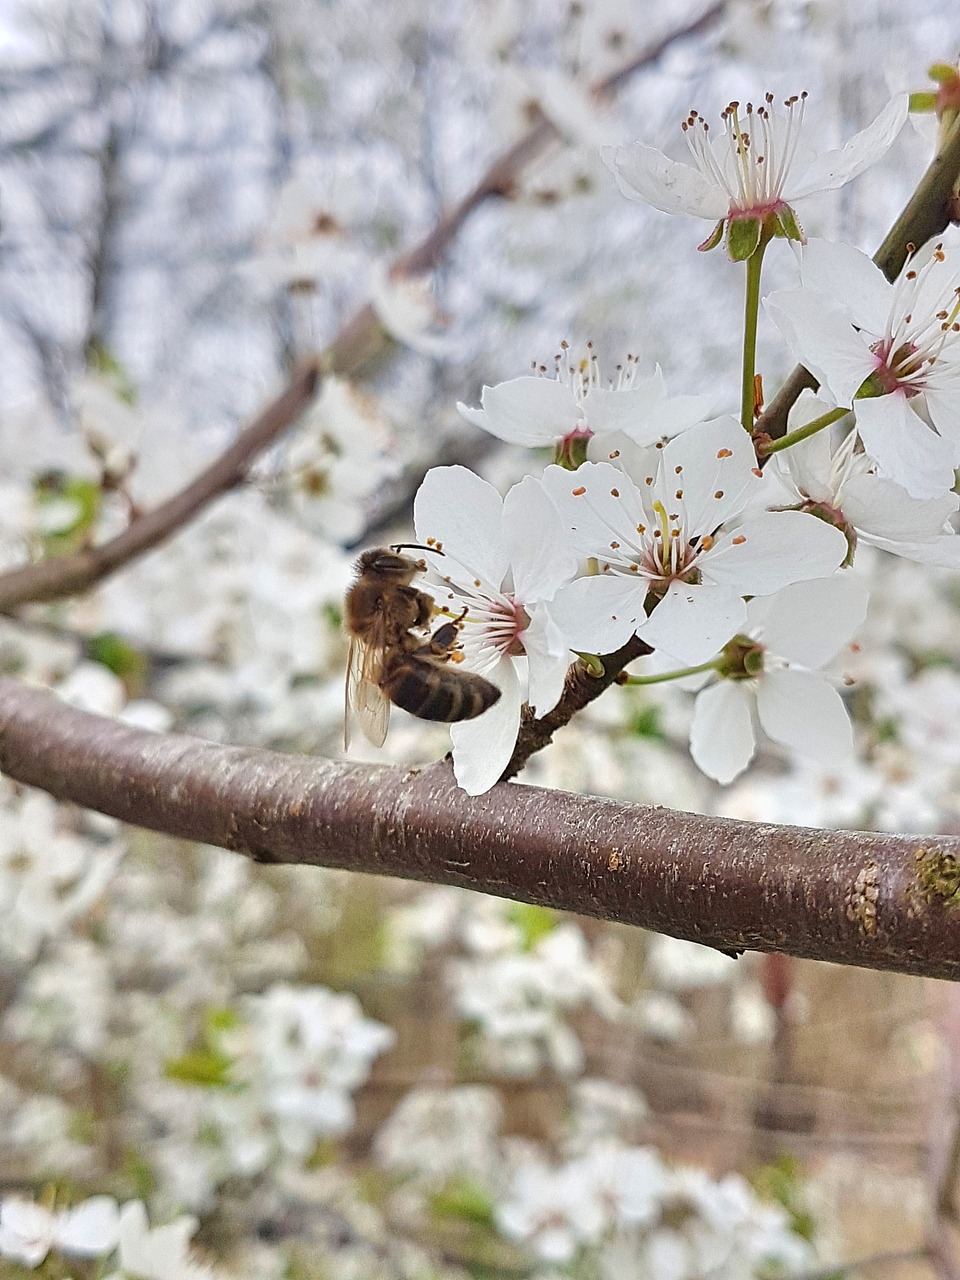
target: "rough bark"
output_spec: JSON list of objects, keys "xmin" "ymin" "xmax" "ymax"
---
[{"xmin": 2, "ymin": 675, "xmax": 960, "ymax": 982}]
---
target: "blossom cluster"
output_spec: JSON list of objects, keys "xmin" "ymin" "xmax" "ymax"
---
[{"xmin": 396, "ymin": 88, "xmax": 960, "ymax": 794}]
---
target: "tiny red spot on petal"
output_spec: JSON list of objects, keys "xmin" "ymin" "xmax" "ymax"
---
[
  {"xmin": 732, "ymin": 535, "xmax": 746, "ymax": 545},
  {"xmin": 717, "ymin": 448, "xmax": 733, "ymax": 459},
  {"xmin": 572, "ymin": 486, "xmax": 586, "ymax": 496}
]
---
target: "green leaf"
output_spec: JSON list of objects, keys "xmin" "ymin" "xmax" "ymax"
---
[
  {"xmin": 430, "ymin": 1177, "xmax": 496, "ymax": 1228},
  {"xmin": 628, "ymin": 704, "xmax": 665, "ymax": 742},
  {"xmin": 86, "ymin": 632, "xmax": 145, "ymax": 680},
  {"xmin": 86, "ymin": 337, "xmax": 139, "ymax": 405},
  {"xmin": 505, "ymin": 902, "xmax": 557, "ymax": 950},
  {"xmin": 163, "ymin": 1049, "xmax": 232, "ymax": 1087}
]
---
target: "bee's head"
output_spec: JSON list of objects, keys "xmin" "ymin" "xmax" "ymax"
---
[{"xmin": 356, "ymin": 548, "xmax": 425, "ymax": 579}]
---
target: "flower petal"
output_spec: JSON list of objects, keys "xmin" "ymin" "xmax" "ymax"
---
[
  {"xmin": 754, "ymin": 576, "xmax": 869, "ymax": 668},
  {"xmin": 797, "ymin": 240, "xmax": 891, "ymax": 333},
  {"xmin": 548, "ymin": 575, "xmax": 644, "ymax": 653},
  {"xmin": 842, "ymin": 473, "xmax": 957, "ymax": 542},
  {"xmin": 601, "ymin": 143, "xmax": 729, "ymax": 219},
  {"xmin": 457, "ymin": 376, "xmax": 582, "ymax": 448},
  {"xmin": 789, "ymin": 95, "xmax": 908, "ymax": 198},
  {"xmin": 690, "ymin": 681, "xmax": 756, "ymax": 784},
  {"xmin": 541, "ymin": 461, "xmax": 647, "ymax": 561},
  {"xmin": 524, "ymin": 604, "xmax": 572, "ymax": 715},
  {"xmin": 661, "ymin": 415, "xmax": 759, "ymax": 532},
  {"xmin": 765, "ymin": 287, "xmax": 874, "ymax": 406},
  {"xmin": 503, "ymin": 476, "xmax": 578, "ymax": 602},
  {"xmin": 855, "ymin": 394, "xmax": 959, "ymax": 499},
  {"xmin": 639, "ymin": 581, "xmax": 745, "ymax": 665},
  {"xmin": 414, "ymin": 465, "xmax": 508, "ymax": 589},
  {"xmin": 585, "ymin": 369, "xmax": 711, "ymax": 445},
  {"xmin": 450, "ymin": 657, "xmax": 521, "ymax": 795},
  {"xmin": 56, "ymin": 1198, "xmax": 121, "ymax": 1258},
  {"xmin": 706, "ymin": 510, "xmax": 847, "ymax": 596},
  {"xmin": 756, "ymin": 668, "xmax": 854, "ymax": 764}
]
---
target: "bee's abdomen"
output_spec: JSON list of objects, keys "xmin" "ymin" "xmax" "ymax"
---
[{"xmin": 383, "ymin": 660, "xmax": 501, "ymax": 723}]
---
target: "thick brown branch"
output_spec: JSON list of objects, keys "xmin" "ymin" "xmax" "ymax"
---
[
  {"xmin": 0, "ymin": 5, "xmax": 724, "ymax": 613},
  {"xmin": 755, "ymin": 110, "xmax": 960, "ymax": 443},
  {"xmin": 1, "ymin": 674, "xmax": 960, "ymax": 981}
]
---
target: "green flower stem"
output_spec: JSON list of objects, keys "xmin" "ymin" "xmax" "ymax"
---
[
  {"xmin": 623, "ymin": 658, "xmax": 720, "ymax": 686},
  {"xmin": 740, "ymin": 232, "xmax": 771, "ymax": 433},
  {"xmin": 760, "ymin": 405, "xmax": 849, "ymax": 457}
]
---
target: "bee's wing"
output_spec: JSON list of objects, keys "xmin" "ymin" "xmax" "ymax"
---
[{"xmin": 344, "ymin": 638, "xmax": 391, "ymax": 749}]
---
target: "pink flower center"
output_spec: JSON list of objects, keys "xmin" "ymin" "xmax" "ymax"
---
[{"xmin": 486, "ymin": 595, "xmax": 530, "ymax": 657}]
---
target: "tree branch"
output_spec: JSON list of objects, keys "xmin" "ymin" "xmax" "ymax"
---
[
  {"xmin": 754, "ymin": 109, "xmax": 960, "ymax": 443},
  {"xmin": 2, "ymin": 674, "xmax": 960, "ymax": 982},
  {"xmin": 0, "ymin": 3, "xmax": 725, "ymax": 613}
]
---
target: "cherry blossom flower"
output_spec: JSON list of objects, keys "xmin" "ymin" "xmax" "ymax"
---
[
  {"xmin": 766, "ymin": 237, "xmax": 960, "ymax": 497},
  {"xmin": 0, "ymin": 1195, "xmax": 120, "ymax": 1267},
  {"xmin": 543, "ymin": 416, "xmax": 848, "ymax": 664},
  {"xmin": 248, "ymin": 984, "xmax": 395, "ymax": 1157},
  {"xmin": 603, "ymin": 93, "xmax": 907, "ymax": 258},
  {"xmin": 770, "ymin": 393, "xmax": 960, "ymax": 566},
  {"xmin": 676, "ymin": 575, "xmax": 869, "ymax": 784},
  {"xmin": 413, "ymin": 466, "xmax": 578, "ymax": 795},
  {"xmin": 457, "ymin": 346, "xmax": 710, "ymax": 465},
  {"xmin": 109, "ymin": 1201, "xmax": 212, "ymax": 1280}
]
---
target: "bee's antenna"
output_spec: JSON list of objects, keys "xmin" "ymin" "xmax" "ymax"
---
[{"xmin": 390, "ymin": 542, "xmax": 445, "ymax": 557}]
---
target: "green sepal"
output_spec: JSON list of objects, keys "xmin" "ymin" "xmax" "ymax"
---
[
  {"xmin": 725, "ymin": 215, "xmax": 762, "ymax": 262},
  {"xmin": 774, "ymin": 204, "xmax": 804, "ymax": 243},
  {"xmin": 697, "ymin": 218, "xmax": 725, "ymax": 253}
]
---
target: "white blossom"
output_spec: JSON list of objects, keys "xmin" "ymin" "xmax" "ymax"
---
[
  {"xmin": 603, "ymin": 93, "xmax": 906, "ymax": 254},
  {"xmin": 458, "ymin": 347, "xmax": 710, "ymax": 461},
  {"xmin": 0, "ymin": 1195, "xmax": 120, "ymax": 1267},
  {"xmin": 679, "ymin": 575, "xmax": 869, "ymax": 784},
  {"xmin": 544, "ymin": 416, "xmax": 848, "ymax": 663},
  {"xmin": 414, "ymin": 465, "xmax": 578, "ymax": 794},
  {"xmin": 767, "ymin": 237, "xmax": 960, "ymax": 497},
  {"xmin": 770, "ymin": 392, "xmax": 960, "ymax": 566}
]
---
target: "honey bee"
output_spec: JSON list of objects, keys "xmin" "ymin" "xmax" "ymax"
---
[{"xmin": 344, "ymin": 546, "xmax": 501, "ymax": 748}]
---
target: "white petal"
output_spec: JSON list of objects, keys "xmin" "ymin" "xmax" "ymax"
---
[
  {"xmin": 690, "ymin": 682, "xmax": 756, "ymax": 784},
  {"xmin": 602, "ymin": 143, "xmax": 729, "ymax": 219},
  {"xmin": 639, "ymin": 581, "xmax": 745, "ymax": 666},
  {"xmin": 541, "ymin": 461, "xmax": 646, "ymax": 559},
  {"xmin": 585, "ymin": 371, "xmax": 711, "ymax": 444},
  {"xmin": 706, "ymin": 510, "xmax": 847, "ymax": 596},
  {"xmin": 775, "ymin": 394, "xmax": 841, "ymax": 501},
  {"xmin": 789, "ymin": 95, "xmax": 908, "ymax": 198},
  {"xmin": 843, "ymin": 472, "xmax": 957, "ymax": 542},
  {"xmin": 855, "ymin": 395, "xmax": 959, "ymax": 499},
  {"xmin": 524, "ymin": 604, "xmax": 572, "ymax": 714},
  {"xmin": 56, "ymin": 1198, "xmax": 121, "ymax": 1258},
  {"xmin": 414, "ymin": 465, "xmax": 508, "ymax": 589},
  {"xmin": 865, "ymin": 532, "xmax": 960, "ymax": 566},
  {"xmin": 661, "ymin": 415, "xmax": 759, "ymax": 531},
  {"xmin": 765, "ymin": 287, "xmax": 874, "ymax": 406},
  {"xmin": 450, "ymin": 658, "xmax": 521, "ymax": 795},
  {"xmin": 757, "ymin": 577, "xmax": 869, "ymax": 668},
  {"xmin": 756, "ymin": 669, "xmax": 854, "ymax": 764},
  {"xmin": 797, "ymin": 240, "xmax": 891, "ymax": 332},
  {"xmin": 548, "ymin": 575, "xmax": 644, "ymax": 653},
  {"xmin": 503, "ymin": 476, "xmax": 578, "ymax": 602},
  {"xmin": 457, "ymin": 376, "xmax": 582, "ymax": 447}
]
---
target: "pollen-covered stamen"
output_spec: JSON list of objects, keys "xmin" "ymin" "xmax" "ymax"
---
[
  {"xmin": 870, "ymin": 244, "xmax": 960, "ymax": 395},
  {"xmin": 682, "ymin": 91, "xmax": 808, "ymax": 217},
  {"xmin": 640, "ymin": 498, "xmax": 700, "ymax": 585}
]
